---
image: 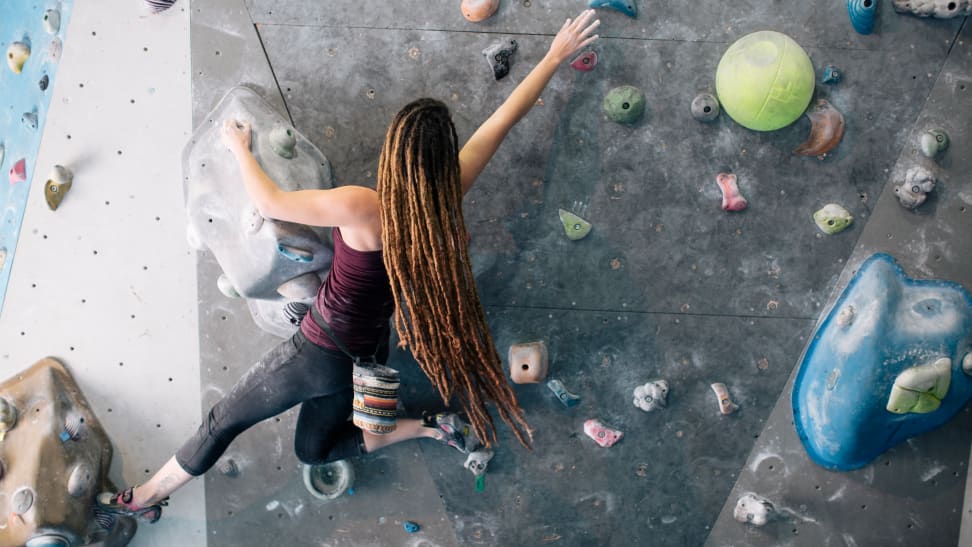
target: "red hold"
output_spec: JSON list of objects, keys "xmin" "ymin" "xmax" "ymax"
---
[
  {"xmin": 571, "ymin": 51, "xmax": 598, "ymax": 72},
  {"xmin": 9, "ymin": 159, "xmax": 26, "ymax": 184}
]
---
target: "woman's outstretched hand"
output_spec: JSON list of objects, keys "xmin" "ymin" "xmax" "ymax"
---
[
  {"xmin": 545, "ymin": 9, "xmax": 600, "ymax": 65},
  {"xmin": 221, "ymin": 119, "xmax": 252, "ymax": 156}
]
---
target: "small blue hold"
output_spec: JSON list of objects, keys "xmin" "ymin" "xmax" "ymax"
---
[
  {"xmin": 821, "ymin": 65, "xmax": 842, "ymax": 84},
  {"xmin": 347, "ymin": 487, "xmax": 355, "ymax": 496},
  {"xmin": 588, "ymin": 0, "xmax": 637, "ymax": 18},
  {"xmin": 403, "ymin": 520, "xmax": 420, "ymax": 534},
  {"xmin": 846, "ymin": 0, "xmax": 877, "ymax": 35}
]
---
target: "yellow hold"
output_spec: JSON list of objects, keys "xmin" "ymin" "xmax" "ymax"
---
[{"xmin": 7, "ymin": 41, "xmax": 30, "ymax": 74}]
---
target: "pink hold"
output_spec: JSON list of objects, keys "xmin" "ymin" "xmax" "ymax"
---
[
  {"xmin": 9, "ymin": 159, "xmax": 27, "ymax": 184},
  {"xmin": 716, "ymin": 173, "xmax": 747, "ymax": 212},
  {"xmin": 583, "ymin": 418, "xmax": 623, "ymax": 448},
  {"xmin": 570, "ymin": 51, "xmax": 598, "ymax": 72}
]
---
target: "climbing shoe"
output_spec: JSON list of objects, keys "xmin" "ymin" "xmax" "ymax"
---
[
  {"xmin": 95, "ymin": 487, "xmax": 168, "ymax": 524},
  {"xmin": 423, "ymin": 412, "xmax": 482, "ymax": 455}
]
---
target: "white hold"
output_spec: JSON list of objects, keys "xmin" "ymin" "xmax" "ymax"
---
[
  {"xmin": 67, "ymin": 462, "xmax": 94, "ymax": 497},
  {"xmin": 963, "ymin": 353, "xmax": 972, "ymax": 376},
  {"xmin": 242, "ymin": 207, "xmax": 264, "ymax": 234},
  {"xmin": 633, "ymin": 380, "xmax": 669, "ymax": 412},
  {"xmin": 836, "ymin": 305, "xmax": 856, "ymax": 327},
  {"xmin": 265, "ymin": 500, "xmax": 279, "ymax": 511},
  {"xmin": 893, "ymin": 0, "xmax": 972, "ymax": 18},
  {"xmin": 734, "ymin": 493, "xmax": 776, "ymax": 526},
  {"xmin": 44, "ymin": 9, "xmax": 61, "ymax": 34},
  {"xmin": 711, "ymin": 383, "xmax": 739, "ymax": 415},
  {"xmin": 217, "ymin": 274, "xmax": 241, "ymax": 298},
  {"xmin": 464, "ymin": 449, "xmax": 494, "ymax": 477},
  {"xmin": 894, "ymin": 166, "xmax": 936, "ymax": 209}
]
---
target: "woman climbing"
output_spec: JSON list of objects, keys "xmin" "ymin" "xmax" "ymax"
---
[{"xmin": 97, "ymin": 10, "xmax": 600, "ymax": 522}]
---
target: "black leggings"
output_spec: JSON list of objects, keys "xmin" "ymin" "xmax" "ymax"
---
[{"xmin": 176, "ymin": 329, "xmax": 382, "ymax": 476}]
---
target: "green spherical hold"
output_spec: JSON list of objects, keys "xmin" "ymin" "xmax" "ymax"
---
[
  {"xmin": 603, "ymin": 85, "xmax": 645, "ymax": 124},
  {"xmin": 715, "ymin": 31, "xmax": 815, "ymax": 132}
]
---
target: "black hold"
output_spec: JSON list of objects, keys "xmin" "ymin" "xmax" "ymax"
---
[
  {"xmin": 482, "ymin": 39, "xmax": 518, "ymax": 80},
  {"xmin": 38, "ymin": 74, "xmax": 49, "ymax": 91}
]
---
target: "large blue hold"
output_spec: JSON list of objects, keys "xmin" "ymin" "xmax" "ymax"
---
[
  {"xmin": 589, "ymin": 0, "xmax": 637, "ymax": 18},
  {"xmin": 792, "ymin": 253, "xmax": 972, "ymax": 471},
  {"xmin": 846, "ymin": 0, "xmax": 877, "ymax": 35}
]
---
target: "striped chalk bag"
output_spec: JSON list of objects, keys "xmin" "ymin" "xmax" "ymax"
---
[{"xmin": 309, "ymin": 307, "xmax": 399, "ymax": 434}]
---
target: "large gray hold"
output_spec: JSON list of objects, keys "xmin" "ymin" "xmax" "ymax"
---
[
  {"xmin": 893, "ymin": 0, "xmax": 972, "ymax": 17},
  {"xmin": 893, "ymin": 165, "xmax": 936, "ymax": 209},
  {"xmin": 182, "ymin": 85, "xmax": 334, "ymax": 338}
]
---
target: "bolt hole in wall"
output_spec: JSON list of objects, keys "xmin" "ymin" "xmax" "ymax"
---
[{"xmin": 0, "ymin": 0, "xmax": 74, "ymax": 313}]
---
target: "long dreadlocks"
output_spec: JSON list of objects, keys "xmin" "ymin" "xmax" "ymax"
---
[{"xmin": 377, "ymin": 98, "xmax": 533, "ymax": 449}]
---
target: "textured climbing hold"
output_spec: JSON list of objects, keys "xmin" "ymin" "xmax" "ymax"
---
[
  {"xmin": 482, "ymin": 39, "xmax": 518, "ymax": 80},
  {"xmin": 813, "ymin": 203, "xmax": 853, "ymax": 235},
  {"xmin": 547, "ymin": 378, "xmax": 582, "ymax": 407},
  {"xmin": 558, "ymin": 208, "xmax": 592, "ymax": 240},
  {"xmin": 283, "ymin": 301, "xmax": 310, "ymax": 326},
  {"xmin": 886, "ymin": 357, "xmax": 951, "ymax": 414},
  {"xmin": 48, "ymin": 38, "xmax": 62, "ymax": 61},
  {"xmin": 734, "ymin": 493, "xmax": 776, "ymax": 526},
  {"xmin": 836, "ymin": 305, "xmax": 856, "ymax": 327},
  {"xmin": 821, "ymin": 65, "xmax": 842, "ymax": 84},
  {"xmin": 691, "ymin": 93, "xmax": 720, "ymax": 122},
  {"xmin": 22, "ymin": 111, "xmax": 39, "ymax": 131},
  {"xmin": 7, "ymin": 42, "xmax": 30, "ymax": 74},
  {"xmin": 509, "ymin": 341, "xmax": 549, "ymax": 384},
  {"xmin": 633, "ymin": 380, "xmax": 668, "ymax": 412},
  {"xmin": 277, "ymin": 243, "xmax": 314, "ymax": 262},
  {"xmin": 893, "ymin": 165, "xmax": 936, "ymax": 209},
  {"xmin": 45, "ymin": 165, "xmax": 74, "ymax": 211},
  {"xmin": 67, "ymin": 462, "xmax": 94, "ymax": 497},
  {"xmin": 715, "ymin": 173, "xmax": 747, "ymax": 212},
  {"xmin": 216, "ymin": 274, "xmax": 241, "ymax": 298},
  {"xmin": 711, "ymin": 383, "xmax": 739, "ymax": 414},
  {"xmin": 242, "ymin": 207, "xmax": 264, "ymax": 234},
  {"xmin": 893, "ymin": 0, "xmax": 971, "ymax": 17},
  {"xmin": 584, "ymin": 419, "xmax": 623, "ymax": 447},
  {"xmin": 963, "ymin": 353, "xmax": 972, "ymax": 376},
  {"xmin": 302, "ymin": 459, "xmax": 355, "ymax": 501},
  {"xmin": 0, "ymin": 398, "xmax": 18, "ymax": 441},
  {"xmin": 44, "ymin": 9, "xmax": 61, "ymax": 34},
  {"xmin": 12, "ymin": 487, "xmax": 35, "ymax": 514},
  {"xmin": 919, "ymin": 129, "xmax": 949, "ymax": 158},
  {"xmin": 403, "ymin": 521, "xmax": 421, "ymax": 533},
  {"xmin": 847, "ymin": 0, "xmax": 878, "ymax": 34},
  {"xmin": 10, "ymin": 158, "xmax": 27, "ymax": 184},
  {"xmin": 588, "ymin": 0, "xmax": 638, "ymax": 18},
  {"xmin": 38, "ymin": 74, "xmax": 49, "ymax": 91},
  {"xmin": 716, "ymin": 31, "xmax": 815, "ymax": 131},
  {"xmin": 793, "ymin": 99, "xmax": 845, "ymax": 158},
  {"xmin": 464, "ymin": 449, "xmax": 494, "ymax": 477},
  {"xmin": 793, "ymin": 253, "xmax": 972, "ymax": 470},
  {"xmin": 603, "ymin": 85, "xmax": 645, "ymax": 124},
  {"xmin": 570, "ymin": 50, "xmax": 598, "ymax": 72},
  {"xmin": 269, "ymin": 125, "xmax": 298, "ymax": 159},
  {"xmin": 461, "ymin": 0, "xmax": 500, "ymax": 22},
  {"xmin": 144, "ymin": 0, "xmax": 178, "ymax": 14}
]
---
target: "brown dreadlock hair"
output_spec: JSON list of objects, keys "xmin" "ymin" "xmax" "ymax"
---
[{"xmin": 377, "ymin": 98, "xmax": 533, "ymax": 449}]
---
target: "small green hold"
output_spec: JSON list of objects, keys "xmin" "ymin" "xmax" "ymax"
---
[
  {"xmin": 812, "ymin": 203, "xmax": 853, "ymax": 235},
  {"xmin": 269, "ymin": 125, "xmax": 298, "ymax": 159},
  {"xmin": 886, "ymin": 357, "xmax": 951, "ymax": 414},
  {"xmin": 603, "ymin": 85, "xmax": 645, "ymax": 125},
  {"xmin": 558, "ymin": 208, "xmax": 592, "ymax": 240},
  {"xmin": 918, "ymin": 129, "xmax": 949, "ymax": 159},
  {"xmin": 475, "ymin": 474, "xmax": 485, "ymax": 492}
]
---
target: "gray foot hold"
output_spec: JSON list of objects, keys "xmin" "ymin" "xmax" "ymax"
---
[
  {"xmin": 482, "ymin": 39, "xmax": 518, "ymax": 80},
  {"xmin": 303, "ymin": 460, "xmax": 355, "ymax": 501}
]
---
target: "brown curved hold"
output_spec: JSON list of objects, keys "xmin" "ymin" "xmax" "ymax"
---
[
  {"xmin": 793, "ymin": 99, "xmax": 845, "ymax": 158},
  {"xmin": 462, "ymin": 0, "xmax": 500, "ymax": 22}
]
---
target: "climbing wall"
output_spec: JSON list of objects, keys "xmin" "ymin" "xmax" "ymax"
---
[
  {"xmin": 184, "ymin": 0, "xmax": 972, "ymax": 546},
  {"xmin": 0, "ymin": 1, "xmax": 205, "ymax": 546}
]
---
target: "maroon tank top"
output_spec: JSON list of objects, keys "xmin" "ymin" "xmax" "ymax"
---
[{"xmin": 300, "ymin": 227, "xmax": 395, "ymax": 355}]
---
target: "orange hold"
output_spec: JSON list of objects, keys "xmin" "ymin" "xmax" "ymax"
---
[{"xmin": 462, "ymin": 0, "xmax": 500, "ymax": 22}]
